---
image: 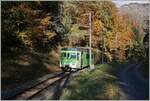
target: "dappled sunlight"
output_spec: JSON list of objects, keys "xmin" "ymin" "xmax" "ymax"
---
[
  {"xmin": 105, "ymin": 83, "xmax": 121, "ymax": 99},
  {"xmin": 1, "ymin": 51, "xmax": 61, "ymax": 91},
  {"xmin": 44, "ymin": 63, "xmax": 61, "ymax": 72},
  {"xmin": 17, "ymin": 54, "xmax": 36, "ymax": 66},
  {"xmin": 1, "ymin": 1, "xmax": 149, "ymax": 100},
  {"xmin": 17, "ymin": 60, "xmax": 31, "ymax": 66}
]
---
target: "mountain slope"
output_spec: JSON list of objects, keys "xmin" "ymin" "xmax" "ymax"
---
[{"xmin": 119, "ymin": 3, "xmax": 149, "ymax": 39}]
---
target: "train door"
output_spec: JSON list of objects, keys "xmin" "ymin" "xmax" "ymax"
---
[
  {"xmin": 81, "ymin": 51, "xmax": 83, "ymax": 68},
  {"xmin": 76, "ymin": 52, "xmax": 81, "ymax": 68}
]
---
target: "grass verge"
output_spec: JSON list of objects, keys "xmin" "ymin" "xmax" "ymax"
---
[{"xmin": 60, "ymin": 62, "xmax": 125, "ymax": 100}]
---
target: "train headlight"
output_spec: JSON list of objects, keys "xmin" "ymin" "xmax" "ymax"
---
[
  {"xmin": 71, "ymin": 62, "xmax": 76, "ymax": 65},
  {"xmin": 69, "ymin": 62, "xmax": 76, "ymax": 67}
]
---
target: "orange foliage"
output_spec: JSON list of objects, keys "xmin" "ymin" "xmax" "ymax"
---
[
  {"xmin": 40, "ymin": 16, "xmax": 51, "ymax": 26},
  {"xmin": 92, "ymin": 19, "xmax": 104, "ymax": 34}
]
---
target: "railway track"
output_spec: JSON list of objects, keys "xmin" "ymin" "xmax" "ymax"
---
[
  {"xmin": 11, "ymin": 72, "xmax": 69, "ymax": 100},
  {"xmin": 5, "ymin": 68, "xmax": 86, "ymax": 100}
]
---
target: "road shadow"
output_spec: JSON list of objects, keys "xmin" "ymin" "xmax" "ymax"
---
[{"xmin": 117, "ymin": 63, "xmax": 149, "ymax": 100}]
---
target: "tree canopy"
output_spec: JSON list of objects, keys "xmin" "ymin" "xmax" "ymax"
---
[{"xmin": 2, "ymin": 1, "xmax": 148, "ymax": 62}]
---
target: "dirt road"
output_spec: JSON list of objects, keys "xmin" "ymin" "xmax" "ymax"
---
[{"xmin": 117, "ymin": 63, "xmax": 149, "ymax": 100}]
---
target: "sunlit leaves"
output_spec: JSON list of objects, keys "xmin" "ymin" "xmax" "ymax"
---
[
  {"xmin": 40, "ymin": 16, "xmax": 52, "ymax": 26},
  {"xmin": 92, "ymin": 19, "xmax": 104, "ymax": 34},
  {"xmin": 2, "ymin": 1, "xmax": 144, "ymax": 61},
  {"xmin": 17, "ymin": 31, "xmax": 32, "ymax": 46},
  {"xmin": 62, "ymin": 1, "xmax": 136, "ymax": 62}
]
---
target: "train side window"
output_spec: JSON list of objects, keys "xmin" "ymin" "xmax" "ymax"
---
[
  {"xmin": 66, "ymin": 53, "xmax": 69, "ymax": 58},
  {"xmin": 86, "ymin": 54, "xmax": 89, "ymax": 59}
]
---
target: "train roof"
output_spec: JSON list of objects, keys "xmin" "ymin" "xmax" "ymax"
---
[{"xmin": 61, "ymin": 47, "xmax": 89, "ymax": 52}]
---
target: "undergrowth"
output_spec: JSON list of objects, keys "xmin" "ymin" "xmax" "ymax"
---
[{"xmin": 60, "ymin": 62, "xmax": 125, "ymax": 100}]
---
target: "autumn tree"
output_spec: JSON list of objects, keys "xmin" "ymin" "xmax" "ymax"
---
[
  {"xmin": 2, "ymin": 1, "xmax": 69, "ymax": 54},
  {"xmin": 63, "ymin": 1, "xmax": 134, "ymax": 62}
]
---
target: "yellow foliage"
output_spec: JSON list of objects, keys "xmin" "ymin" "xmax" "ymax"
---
[
  {"xmin": 105, "ymin": 83, "xmax": 120, "ymax": 99},
  {"xmin": 45, "ymin": 31, "xmax": 56, "ymax": 39},
  {"xmin": 119, "ymin": 48, "xmax": 126, "ymax": 62},
  {"xmin": 92, "ymin": 19, "xmax": 104, "ymax": 34},
  {"xmin": 40, "ymin": 16, "xmax": 51, "ymax": 26},
  {"xmin": 17, "ymin": 31, "xmax": 32, "ymax": 46}
]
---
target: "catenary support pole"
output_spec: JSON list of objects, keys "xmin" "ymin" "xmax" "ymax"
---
[{"xmin": 89, "ymin": 12, "xmax": 93, "ymax": 69}]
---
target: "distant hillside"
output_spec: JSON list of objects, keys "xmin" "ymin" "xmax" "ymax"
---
[
  {"xmin": 119, "ymin": 3, "xmax": 149, "ymax": 20},
  {"xmin": 119, "ymin": 3, "xmax": 149, "ymax": 38}
]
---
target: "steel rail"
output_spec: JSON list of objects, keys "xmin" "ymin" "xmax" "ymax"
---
[
  {"xmin": 9, "ymin": 67, "xmax": 86, "ymax": 100},
  {"xmin": 13, "ymin": 72, "xmax": 69, "ymax": 100},
  {"xmin": 5, "ymin": 71, "xmax": 64, "ymax": 100}
]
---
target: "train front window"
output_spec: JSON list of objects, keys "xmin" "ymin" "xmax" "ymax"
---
[
  {"xmin": 61, "ymin": 52, "xmax": 66, "ymax": 58},
  {"xmin": 62, "ymin": 52, "xmax": 77, "ymax": 59},
  {"xmin": 70, "ymin": 53, "xmax": 76, "ymax": 59}
]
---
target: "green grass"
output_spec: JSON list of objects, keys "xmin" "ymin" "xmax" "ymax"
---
[
  {"xmin": 60, "ymin": 62, "xmax": 124, "ymax": 100},
  {"xmin": 95, "ymin": 62, "xmax": 125, "ymax": 75}
]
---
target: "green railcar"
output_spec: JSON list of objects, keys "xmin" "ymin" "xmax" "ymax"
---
[{"xmin": 60, "ymin": 47, "xmax": 93, "ymax": 71}]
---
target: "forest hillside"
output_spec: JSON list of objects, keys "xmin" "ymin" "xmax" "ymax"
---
[{"xmin": 1, "ymin": 1, "xmax": 149, "ymax": 92}]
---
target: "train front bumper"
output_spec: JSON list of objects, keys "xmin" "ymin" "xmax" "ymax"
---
[{"xmin": 61, "ymin": 63, "xmax": 76, "ymax": 69}]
